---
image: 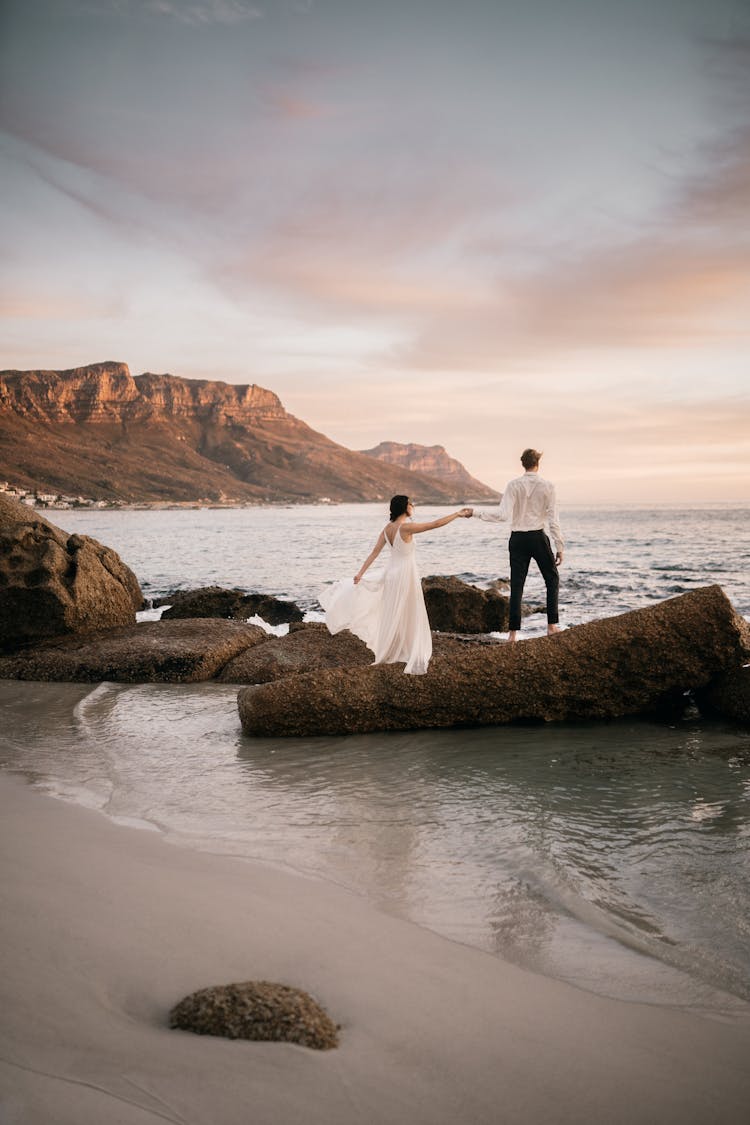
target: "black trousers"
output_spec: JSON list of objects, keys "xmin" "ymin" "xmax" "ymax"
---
[{"xmin": 508, "ymin": 529, "xmax": 559, "ymax": 631}]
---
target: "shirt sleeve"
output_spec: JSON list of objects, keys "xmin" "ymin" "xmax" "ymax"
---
[
  {"xmin": 476, "ymin": 487, "xmax": 512, "ymax": 523},
  {"xmin": 545, "ymin": 485, "xmax": 564, "ymax": 552}
]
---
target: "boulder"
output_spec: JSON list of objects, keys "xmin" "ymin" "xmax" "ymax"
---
[
  {"xmin": 160, "ymin": 586, "xmax": 303, "ymax": 625},
  {"xmin": 0, "ymin": 493, "xmax": 143, "ymax": 651},
  {"xmin": 169, "ymin": 980, "xmax": 339, "ymax": 1049},
  {"xmin": 422, "ymin": 575, "xmax": 541, "ymax": 633},
  {"xmin": 218, "ymin": 621, "xmax": 372, "ymax": 683},
  {"xmin": 697, "ymin": 665, "xmax": 750, "ymax": 725},
  {"xmin": 0, "ymin": 618, "xmax": 268, "ymax": 683},
  {"xmin": 238, "ymin": 586, "xmax": 750, "ymax": 737},
  {"xmin": 220, "ymin": 622, "xmax": 502, "ymax": 684}
]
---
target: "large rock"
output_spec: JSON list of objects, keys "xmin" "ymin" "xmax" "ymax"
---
[
  {"xmin": 697, "ymin": 665, "xmax": 750, "ymax": 725},
  {"xmin": 0, "ymin": 618, "xmax": 268, "ymax": 683},
  {"xmin": 422, "ymin": 575, "xmax": 540, "ymax": 633},
  {"xmin": 220, "ymin": 622, "xmax": 501, "ymax": 684},
  {"xmin": 169, "ymin": 980, "xmax": 339, "ymax": 1049},
  {"xmin": 161, "ymin": 586, "xmax": 303, "ymax": 625},
  {"xmin": 238, "ymin": 587, "xmax": 750, "ymax": 737},
  {"xmin": 218, "ymin": 621, "xmax": 372, "ymax": 683},
  {"xmin": 0, "ymin": 493, "xmax": 143, "ymax": 650}
]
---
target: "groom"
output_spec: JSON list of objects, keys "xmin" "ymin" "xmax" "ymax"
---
[{"xmin": 476, "ymin": 448, "xmax": 564, "ymax": 643}]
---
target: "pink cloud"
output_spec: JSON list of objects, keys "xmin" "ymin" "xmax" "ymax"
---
[{"xmin": 266, "ymin": 91, "xmax": 329, "ymax": 120}]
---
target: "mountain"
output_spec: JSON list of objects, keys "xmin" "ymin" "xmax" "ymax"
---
[
  {"xmin": 0, "ymin": 362, "xmax": 498, "ymax": 504},
  {"xmin": 360, "ymin": 442, "xmax": 500, "ymax": 501}
]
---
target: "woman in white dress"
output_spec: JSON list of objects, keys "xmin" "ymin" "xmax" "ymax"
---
[{"xmin": 320, "ymin": 495, "xmax": 473, "ymax": 675}]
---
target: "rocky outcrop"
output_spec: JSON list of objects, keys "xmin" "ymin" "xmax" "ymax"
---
[
  {"xmin": 0, "ymin": 493, "xmax": 143, "ymax": 650},
  {"xmin": 0, "ymin": 363, "xmax": 286, "ymax": 426},
  {"xmin": 220, "ymin": 623, "xmax": 500, "ymax": 684},
  {"xmin": 169, "ymin": 980, "xmax": 339, "ymax": 1049},
  {"xmin": 0, "ymin": 619, "xmax": 268, "ymax": 682},
  {"xmin": 238, "ymin": 587, "xmax": 750, "ymax": 737},
  {"xmin": 219, "ymin": 621, "xmax": 372, "ymax": 682},
  {"xmin": 0, "ymin": 362, "xmax": 498, "ymax": 503},
  {"xmin": 697, "ymin": 665, "xmax": 750, "ymax": 725},
  {"xmin": 422, "ymin": 575, "xmax": 541, "ymax": 633},
  {"xmin": 160, "ymin": 586, "xmax": 304, "ymax": 625},
  {"xmin": 360, "ymin": 441, "xmax": 500, "ymax": 500}
]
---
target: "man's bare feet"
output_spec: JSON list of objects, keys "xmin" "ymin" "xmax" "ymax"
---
[
  {"xmin": 507, "ymin": 630, "xmax": 518, "ymax": 645},
  {"xmin": 547, "ymin": 624, "xmax": 561, "ymax": 635}
]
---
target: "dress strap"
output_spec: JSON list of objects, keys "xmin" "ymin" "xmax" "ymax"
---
[{"xmin": 385, "ymin": 522, "xmax": 406, "ymax": 547}]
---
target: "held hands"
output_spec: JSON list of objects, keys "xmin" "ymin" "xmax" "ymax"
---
[{"xmin": 457, "ymin": 507, "xmax": 473, "ymax": 518}]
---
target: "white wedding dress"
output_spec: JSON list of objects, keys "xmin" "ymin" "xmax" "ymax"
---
[{"xmin": 320, "ymin": 524, "xmax": 433, "ymax": 674}]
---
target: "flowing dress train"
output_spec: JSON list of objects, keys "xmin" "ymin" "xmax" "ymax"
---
[{"xmin": 320, "ymin": 524, "xmax": 433, "ymax": 675}]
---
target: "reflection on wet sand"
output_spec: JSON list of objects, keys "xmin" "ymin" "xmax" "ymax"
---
[{"xmin": 0, "ymin": 680, "xmax": 749, "ymax": 1015}]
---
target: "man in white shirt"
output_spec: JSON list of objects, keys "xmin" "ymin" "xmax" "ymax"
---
[{"xmin": 477, "ymin": 448, "xmax": 564, "ymax": 643}]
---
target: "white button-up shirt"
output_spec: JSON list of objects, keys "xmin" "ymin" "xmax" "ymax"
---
[{"xmin": 477, "ymin": 472, "xmax": 564, "ymax": 553}]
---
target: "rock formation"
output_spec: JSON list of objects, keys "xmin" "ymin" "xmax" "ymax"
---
[
  {"xmin": 422, "ymin": 575, "xmax": 541, "ymax": 633},
  {"xmin": 0, "ymin": 492, "xmax": 143, "ymax": 650},
  {"xmin": 219, "ymin": 623, "xmax": 501, "ymax": 684},
  {"xmin": 218, "ymin": 621, "xmax": 373, "ymax": 682},
  {"xmin": 0, "ymin": 619, "xmax": 268, "ymax": 682},
  {"xmin": 237, "ymin": 587, "xmax": 750, "ymax": 737},
  {"xmin": 0, "ymin": 362, "xmax": 497, "ymax": 504},
  {"xmin": 360, "ymin": 441, "xmax": 500, "ymax": 500},
  {"xmin": 169, "ymin": 980, "xmax": 339, "ymax": 1049},
  {"xmin": 697, "ymin": 665, "xmax": 750, "ymax": 725},
  {"xmin": 160, "ymin": 586, "xmax": 304, "ymax": 625}
]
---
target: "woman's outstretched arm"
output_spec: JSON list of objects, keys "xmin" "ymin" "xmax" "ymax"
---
[
  {"xmin": 402, "ymin": 508, "xmax": 473, "ymax": 537},
  {"xmin": 354, "ymin": 531, "xmax": 386, "ymax": 583}
]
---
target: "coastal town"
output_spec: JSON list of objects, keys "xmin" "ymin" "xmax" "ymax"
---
[{"xmin": 0, "ymin": 480, "xmax": 113, "ymax": 510}]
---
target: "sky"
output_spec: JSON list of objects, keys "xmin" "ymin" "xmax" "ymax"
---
[{"xmin": 1, "ymin": 0, "xmax": 749, "ymax": 502}]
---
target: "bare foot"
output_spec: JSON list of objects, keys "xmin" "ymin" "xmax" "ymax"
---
[
  {"xmin": 547, "ymin": 624, "xmax": 561, "ymax": 635},
  {"xmin": 507, "ymin": 630, "xmax": 518, "ymax": 645}
]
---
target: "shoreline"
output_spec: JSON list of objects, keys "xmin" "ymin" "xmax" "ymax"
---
[
  {"xmin": 2, "ymin": 773, "xmax": 750, "ymax": 1124},
  {"xmin": 23, "ymin": 498, "xmax": 750, "ymax": 512}
]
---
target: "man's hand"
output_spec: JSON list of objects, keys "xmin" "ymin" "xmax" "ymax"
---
[
  {"xmin": 555, "ymin": 551, "xmax": 564, "ymax": 567},
  {"xmin": 459, "ymin": 507, "xmax": 474, "ymax": 518}
]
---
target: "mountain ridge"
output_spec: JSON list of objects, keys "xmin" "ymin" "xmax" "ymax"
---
[
  {"xmin": 361, "ymin": 441, "xmax": 499, "ymax": 500},
  {"xmin": 0, "ymin": 362, "xmax": 499, "ymax": 504}
]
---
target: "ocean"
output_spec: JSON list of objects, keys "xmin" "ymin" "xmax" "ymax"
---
[{"xmin": 1, "ymin": 502, "xmax": 749, "ymax": 1018}]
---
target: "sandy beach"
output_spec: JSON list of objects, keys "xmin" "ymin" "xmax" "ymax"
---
[{"xmin": 1, "ymin": 773, "xmax": 749, "ymax": 1125}]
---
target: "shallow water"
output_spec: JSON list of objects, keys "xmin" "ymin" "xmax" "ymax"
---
[
  {"xmin": 1, "ymin": 679, "xmax": 749, "ymax": 1019},
  {"xmin": 2, "ymin": 502, "xmax": 749, "ymax": 1017}
]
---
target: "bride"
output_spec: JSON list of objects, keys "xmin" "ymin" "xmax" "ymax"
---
[{"xmin": 320, "ymin": 495, "xmax": 473, "ymax": 675}]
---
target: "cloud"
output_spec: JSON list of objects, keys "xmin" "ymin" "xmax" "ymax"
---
[
  {"xmin": 394, "ymin": 128, "xmax": 750, "ymax": 369},
  {"xmin": 78, "ymin": 0, "xmax": 264, "ymax": 25},
  {"xmin": 0, "ymin": 291, "xmax": 122, "ymax": 319},
  {"xmin": 146, "ymin": 0, "xmax": 263, "ymax": 25},
  {"xmin": 264, "ymin": 90, "xmax": 329, "ymax": 120}
]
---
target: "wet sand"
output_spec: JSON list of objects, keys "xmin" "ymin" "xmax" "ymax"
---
[{"xmin": 2, "ymin": 772, "xmax": 749, "ymax": 1125}]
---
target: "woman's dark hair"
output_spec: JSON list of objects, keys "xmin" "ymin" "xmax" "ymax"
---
[{"xmin": 389, "ymin": 495, "xmax": 410, "ymax": 521}]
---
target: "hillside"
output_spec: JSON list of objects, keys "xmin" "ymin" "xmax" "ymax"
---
[
  {"xmin": 0, "ymin": 363, "xmax": 497, "ymax": 504},
  {"xmin": 360, "ymin": 441, "xmax": 499, "ymax": 501}
]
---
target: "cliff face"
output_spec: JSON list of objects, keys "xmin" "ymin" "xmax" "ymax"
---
[
  {"xmin": 0, "ymin": 362, "xmax": 497, "ymax": 504},
  {"xmin": 0, "ymin": 363, "xmax": 286, "ymax": 425},
  {"xmin": 0, "ymin": 363, "xmax": 140, "ymax": 423},
  {"xmin": 361, "ymin": 442, "xmax": 500, "ymax": 501}
]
